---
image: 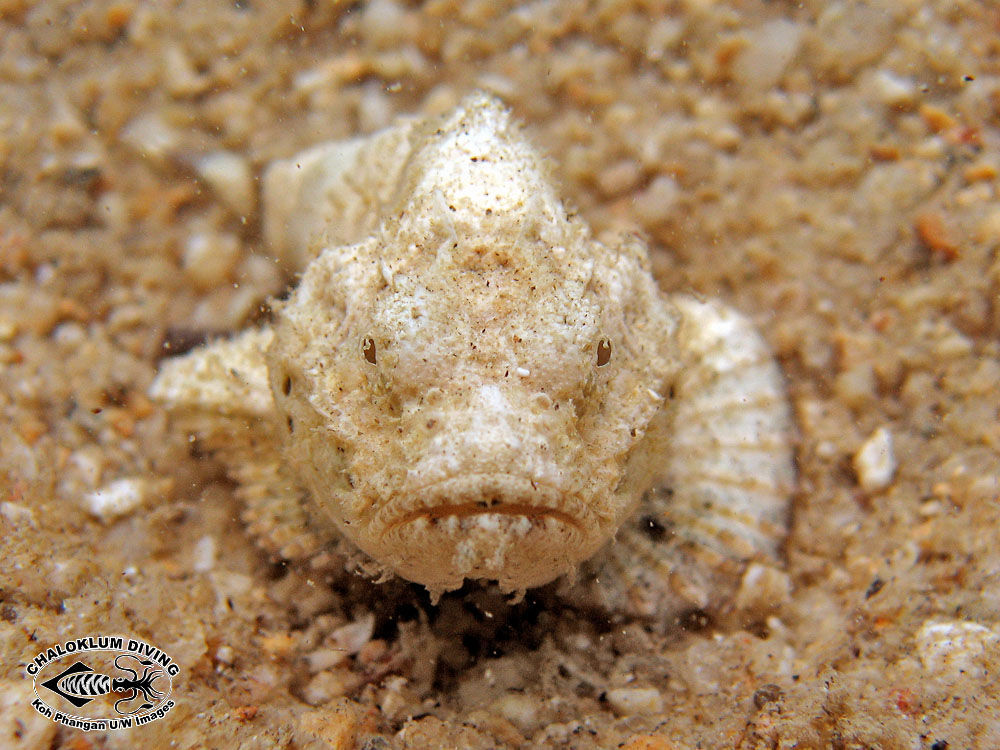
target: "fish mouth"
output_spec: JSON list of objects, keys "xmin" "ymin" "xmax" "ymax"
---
[
  {"xmin": 380, "ymin": 473, "xmax": 594, "ymax": 533},
  {"xmin": 367, "ymin": 473, "xmax": 608, "ymax": 593}
]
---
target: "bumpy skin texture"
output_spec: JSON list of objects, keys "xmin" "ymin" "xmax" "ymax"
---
[{"xmin": 151, "ymin": 93, "xmax": 794, "ymax": 608}]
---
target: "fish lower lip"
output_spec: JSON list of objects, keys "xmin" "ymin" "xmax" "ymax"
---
[{"xmin": 388, "ymin": 501, "xmax": 584, "ymax": 530}]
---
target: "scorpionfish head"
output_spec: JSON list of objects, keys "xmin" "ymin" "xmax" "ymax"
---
[{"xmin": 268, "ymin": 93, "xmax": 681, "ymax": 595}]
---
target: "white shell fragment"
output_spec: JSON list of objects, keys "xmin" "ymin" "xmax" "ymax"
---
[
  {"xmin": 150, "ymin": 93, "xmax": 795, "ymax": 612},
  {"xmin": 916, "ymin": 620, "xmax": 1000, "ymax": 680},
  {"xmin": 853, "ymin": 425, "xmax": 896, "ymax": 491},
  {"xmin": 84, "ymin": 477, "xmax": 159, "ymax": 522},
  {"xmin": 605, "ymin": 687, "xmax": 664, "ymax": 716},
  {"xmin": 195, "ymin": 150, "xmax": 256, "ymax": 218}
]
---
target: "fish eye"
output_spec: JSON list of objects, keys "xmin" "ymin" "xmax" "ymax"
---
[
  {"xmin": 362, "ymin": 337, "xmax": 377, "ymax": 365},
  {"xmin": 596, "ymin": 337, "xmax": 612, "ymax": 367}
]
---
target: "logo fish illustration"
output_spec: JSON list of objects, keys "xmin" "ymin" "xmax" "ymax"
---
[{"xmin": 40, "ymin": 654, "xmax": 167, "ymax": 715}]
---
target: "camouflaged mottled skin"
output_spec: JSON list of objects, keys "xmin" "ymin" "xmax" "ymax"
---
[{"xmin": 151, "ymin": 93, "xmax": 794, "ymax": 610}]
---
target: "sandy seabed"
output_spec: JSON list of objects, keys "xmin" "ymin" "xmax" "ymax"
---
[{"xmin": 2, "ymin": 1, "xmax": 999, "ymax": 748}]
